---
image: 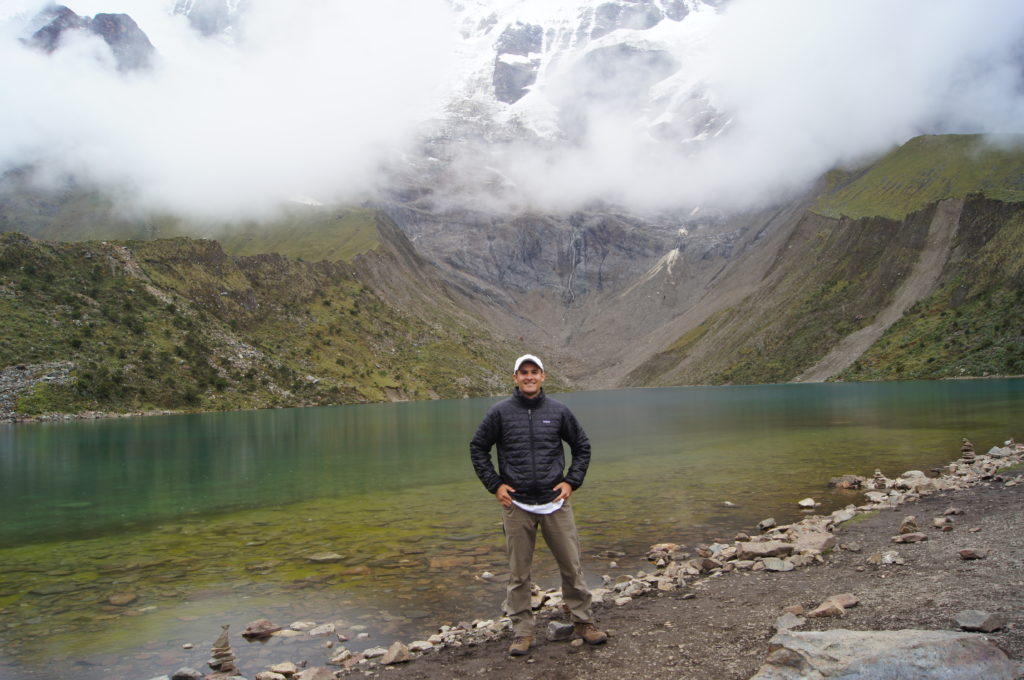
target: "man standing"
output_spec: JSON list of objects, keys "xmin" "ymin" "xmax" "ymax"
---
[{"xmin": 470, "ymin": 354, "xmax": 607, "ymax": 656}]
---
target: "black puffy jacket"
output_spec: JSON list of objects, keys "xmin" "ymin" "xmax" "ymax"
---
[{"xmin": 470, "ymin": 388, "xmax": 592, "ymax": 504}]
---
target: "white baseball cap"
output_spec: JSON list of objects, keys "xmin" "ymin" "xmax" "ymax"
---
[{"xmin": 513, "ymin": 354, "xmax": 544, "ymax": 372}]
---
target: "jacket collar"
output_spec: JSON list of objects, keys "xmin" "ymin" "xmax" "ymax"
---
[{"xmin": 513, "ymin": 386, "xmax": 546, "ymax": 407}]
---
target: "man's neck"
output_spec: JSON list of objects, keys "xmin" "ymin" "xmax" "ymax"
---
[{"xmin": 515, "ymin": 387, "xmax": 544, "ymax": 402}]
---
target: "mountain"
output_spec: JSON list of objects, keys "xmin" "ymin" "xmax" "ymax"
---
[
  {"xmin": 0, "ymin": 210, "xmax": 528, "ymax": 419},
  {"xmin": 1, "ymin": 134, "xmax": 1022, "ymax": 419},
  {"xmin": 621, "ymin": 134, "xmax": 1024, "ymax": 385},
  {"xmin": 441, "ymin": 0, "xmax": 722, "ymax": 134},
  {"xmin": 376, "ymin": 134, "xmax": 1024, "ymax": 388},
  {"xmin": 25, "ymin": 4, "xmax": 154, "ymax": 71},
  {"xmin": 2, "ymin": 0, "xmax": 1023, "ymax": 417}
]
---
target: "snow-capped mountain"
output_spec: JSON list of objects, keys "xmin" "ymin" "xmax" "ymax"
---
[
  {"xmin": 442, "ymin": 0, "xmax": 724, "ymax": 145},
  {"xmin": 165, "ymin": 0, "xmax": 730, "ymax": 207}
]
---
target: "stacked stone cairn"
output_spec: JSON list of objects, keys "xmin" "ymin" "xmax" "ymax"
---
[
  {"xmin": 960, "ymin": 438, "xmax": 976, "ymax": 465},
  {"xmin": 872, "ymin": 468, "xmax": 887, "ymax": 489},
  {"xmin": 208, "ymin": 624, "xmax": 238, "ymax": 675}
]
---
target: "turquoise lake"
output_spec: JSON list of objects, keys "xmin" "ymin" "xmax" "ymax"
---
[{"xmin": 1, "ymin": 379, "xmax": 1022, "ymax": 679}]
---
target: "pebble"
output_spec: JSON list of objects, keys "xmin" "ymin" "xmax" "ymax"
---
[{"xmin": 958, "ymin": 548, "xmax": 988, "ymax": 560}]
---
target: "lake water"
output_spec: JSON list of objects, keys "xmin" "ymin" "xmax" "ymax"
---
[{"xmin": 1, "ymin": 379, "xmax": 1022, "ymax": 679}]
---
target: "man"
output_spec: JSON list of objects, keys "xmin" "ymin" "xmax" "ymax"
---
[{"xmin": 470, "ymin": 353, "xmax": 608, "ymax": 656}]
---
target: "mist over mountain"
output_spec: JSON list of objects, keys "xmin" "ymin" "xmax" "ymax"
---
[{"xmin": 1, "ymin": 0, "xmax": 1023, "ymax": 220}]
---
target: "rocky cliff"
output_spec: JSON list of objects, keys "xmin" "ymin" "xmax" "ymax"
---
[{"xmin": 381, "ymin": 134, "xmax": 1024, "ymax": 388}]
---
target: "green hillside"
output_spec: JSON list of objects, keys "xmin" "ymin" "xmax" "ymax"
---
[
  {"xmin": 0, "ymin": 231, "xmax": 520, "ymax": 418},
  {"xmin": 629, "ymin": 133, "xmax": 1024, "ymax": 387},
  {"xmin": 841, "ymin": 198, "xmax": 1024, "ymax": 380},
  {"xmin": 814, "ymin": 134, "xmax": 1024, "ymax": 220},
  {"xmin": 0, "ymin": 175, "xmax": 181, "ymax": 242},
  {"xmin": 627, "ymin": 207, "xmax": 932, "ymax": 386},
  {"xmin": 0, "ymin": 169, "xmax": 381, "ymax": 264},
  {"xmin": 211, "ymin": 205, "xmax": 380, "ymax": 262}
]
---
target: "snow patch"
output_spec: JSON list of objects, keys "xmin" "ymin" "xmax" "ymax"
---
[{"xmin": 621, "ymin": 247, "xmax": 681, "ymax": 297}]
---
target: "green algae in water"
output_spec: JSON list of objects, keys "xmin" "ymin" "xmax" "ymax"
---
[{"xmin": 0, "ymin": 478, "xmax": 506, "ymax": 677}]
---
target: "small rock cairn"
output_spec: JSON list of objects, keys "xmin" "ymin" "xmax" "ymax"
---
[
  {"xmin": 959, "ymin": 438, "xmax": 976, "ymax": 465},
  {"xmin": 872, "ymin": 468, "xmax": 887, "ymax": 488},
  {"xmin": 208, "ymin": 624, "xmax": 238, "ymax": 675}
]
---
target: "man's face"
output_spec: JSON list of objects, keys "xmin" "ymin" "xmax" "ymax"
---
[{"xmin": 514, "ymin": 362, "xmax": 545, "ymax": 398}]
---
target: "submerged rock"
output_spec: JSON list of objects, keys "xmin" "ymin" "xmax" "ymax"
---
[
  {"xmin": 242, "ymin": 618, "xmax": 281, "ymax": 640},
  {"xmin": 170, "ymin": 669, "xmax": 202, "ymax": 680},
  {"xmin": 108, "ymin": 591, "xmax": 138, "ymax": 606}
]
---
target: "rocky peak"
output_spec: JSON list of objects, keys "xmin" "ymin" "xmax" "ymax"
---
[
  {"xmin": 88, "ymin": 14, "xmax": 155, "ymax": 71},
  {"xmin": 26, "ymin": 5, "xmax": 85, "ymax": 53},
  {"xmin": 173, "ymin": 0, "xmax": 249, "ymax": 38},
  {"xmin": 26, "ymin": 5, "xmax": 154, "ymax": 71},
  {"xmin": 586, "ymin": 1, "xmax": 666, "ymax": 40},
  {"xmin": 493, "ymin": 22, "xmax": 543, "ymax": 104}
]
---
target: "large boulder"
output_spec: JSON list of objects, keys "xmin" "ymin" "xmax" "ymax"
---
[
  {"xmin": 750, "ymin": 629, "xmax": 1017, "ymax": 679},
  {"xmin": 793, "ymin": 531, "xmax": 837, "ymax": 554},
  {"xmin": 737, "ymin": 540, "xmax": 794, "ymax": 561}
]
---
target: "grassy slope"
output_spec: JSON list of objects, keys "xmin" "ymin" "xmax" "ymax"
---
[
  {"xmin": 630, "ymin": 134, "xmax": 1024, "ymax": 386},
  {"xmin": 0, "ymin": 230, "xmax": 520, "ymax": 416},
  {"xmin": 213, "ymin": 206, "xmax": 380, "ymax": 262},
  {"xmin": 628, "ymin": 208, "xmax": 933, "ymax": 386},
  {"xmin": 814, "ymin": 134, "xmax": 1024, "ymax": 220},
  {"xmin": 840, "ymin": 197, "xmax": 1024, "ymax": 380},
  {"xmin": 0, "ymin": 172, "xmax": 381, "ymax": 264}
]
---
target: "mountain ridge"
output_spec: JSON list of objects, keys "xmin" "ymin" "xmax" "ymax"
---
[
  {"xmin": 1, "ymin": 133, "xmax": 1023, "ymax": 418},
  {"xmin": 0, "ymin": 212, "xmax": 528, "ymax": 419}
]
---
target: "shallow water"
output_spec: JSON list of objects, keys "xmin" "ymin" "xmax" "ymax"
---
[{"xmin": 1, "ymin": 379, "xmax": 1021, "ymax": 679}]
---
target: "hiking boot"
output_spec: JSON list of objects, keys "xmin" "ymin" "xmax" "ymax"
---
[
  {"xmin": 508, "ymin": 635, "xmax": 534, "ymax": 656},
  {"xmin": 573, "ymin": 622, "xmax": 608, "ymax": 645}
]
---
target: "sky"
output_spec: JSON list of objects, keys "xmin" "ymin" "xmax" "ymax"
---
[{"xmin": 1, "ymin": 0, "xmax": 1023, "ymax": 220}]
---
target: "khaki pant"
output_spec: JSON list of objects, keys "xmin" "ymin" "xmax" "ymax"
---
[{"xmin": 501, "ymin": 500, "xmax": 594, "ymax": 636}]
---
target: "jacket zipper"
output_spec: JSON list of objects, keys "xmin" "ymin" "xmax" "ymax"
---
[{"xmin": 528, "ymin": 408, "xmax": 538, "ymax": 493}]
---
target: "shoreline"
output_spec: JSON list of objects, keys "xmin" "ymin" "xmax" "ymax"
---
[
  {"xmin": 169, "ymin": 437, "xmax": 1024, "ymax": 680},
  {"xmin": 5, "ymin": 373, "xmax": 1024, "ymax": 426}
]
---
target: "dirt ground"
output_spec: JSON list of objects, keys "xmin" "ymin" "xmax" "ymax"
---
[{"xmin": 371, "ymin": 478, "xmax": 1024, "ymax": 680}]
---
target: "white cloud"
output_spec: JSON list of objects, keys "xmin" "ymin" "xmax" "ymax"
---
[
  {"xmin": 0, "ymin": 0, "xmax": 457, "ymax": 218},
  {"xmin": 478, "ymin": 0, "xmax": 1024, "ymax": 212},
  {"xmin": 2, "ymin": 0, "xmax": 1023, "ymax": 219}
]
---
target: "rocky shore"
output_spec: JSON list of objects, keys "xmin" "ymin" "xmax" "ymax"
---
[{"xmin": 152, "ymin": 437, "xmax": 1024, "ymax": 680}]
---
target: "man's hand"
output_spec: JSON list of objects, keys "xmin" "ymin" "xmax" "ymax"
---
[
  {"xmin": 495, "ymin": 483, "xmax": 516, "ymax": 507},
  {"xmin": 553, "ymin": 482, "xmax": 573, "ymax": 502}
]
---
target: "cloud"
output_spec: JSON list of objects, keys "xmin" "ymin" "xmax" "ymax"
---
[
  {"xmin": 0, "ymin": 0, "xmax": 456, "ymax": 219},
  {"xmin": 2, "ymin": 0, "xmax": 1024, "ymax": 220},
  {"xmin": 472, "ymin": 0, "xmax": 1024, "ymax": 213}
]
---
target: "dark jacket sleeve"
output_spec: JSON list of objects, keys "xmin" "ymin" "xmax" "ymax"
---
[
  {"xmin": 470, "ymin": 408, "xmax": 503, "ymax": 494},
  {"xmin": 561, "ymin": 407, "xmax": 591, "ymax": 490}
]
